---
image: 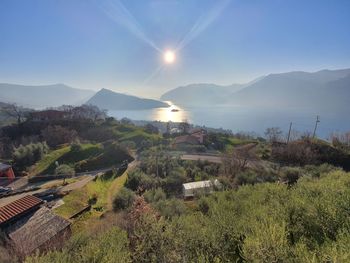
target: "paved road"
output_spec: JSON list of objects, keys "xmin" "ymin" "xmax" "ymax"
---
[
  {"xmin": 181, "ymin": 154, "xmax": 222, "ymax": 163},
  {"xmin": 0, "ymin": 171, "xmax": 104, "ymax": 207}
]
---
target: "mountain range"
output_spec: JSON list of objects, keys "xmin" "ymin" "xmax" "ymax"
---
[
  {"xmin": 0, "ymin": 83, "xmax": 94, "ymax": 109},
  {"xmin": 87, "ymin": 88, "xmax": 168, "ymax": 110},
  {"xmin": 1, "ymin": 68, "xmax": 349, "ymax": 112},
  {"xmin": 161, "ymin": 68, "xmax": 350, "ymax": 111}
]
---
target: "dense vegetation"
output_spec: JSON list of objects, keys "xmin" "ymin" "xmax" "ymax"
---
[{"xmin": 26, "ymin": 169, "xmax": 350, "ymax": 262}]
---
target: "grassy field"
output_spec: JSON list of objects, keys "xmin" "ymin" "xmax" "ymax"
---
[
  {"xmin": 30, "ymin": 146, "xmax": 71, "ymax": 176},
  {"xmin": 30, "ymin": 144, "xmax": 103, "ymax": 175},
  {"xmin": 55, "ymin": 167, "xmax": 128, "ymax": 219}
]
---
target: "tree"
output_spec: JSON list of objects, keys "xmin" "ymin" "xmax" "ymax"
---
[
  {"xmin": 113, "ymin": 187, "xmax": 136, "ymax": 211},
  {"xmin": 264, "ymin": 127, "xmax": 283, "ymax": 143},
  {"xmin": 221, "ymin": 143, "xmax": 258, "ymax": 179},
  {"xmin": 0, "ymin": 103, "xmax": 28, "ymax": 125},
  {"xmin": 13, "ymin": 142, "xmax": 49, "ymax": 171},
  {"xmin": 55, "ymin": 164, "xmax": 75, "ymax": 176},
  {"xmin": 144, "ymin": 124, "xmax": 159, "ymax": 134},
  {"xmin": 179, "ymin": 120, "xmax": 190, "ymax": 134},
  {"xmin": 41, "ymin": 125, "xmax": 77, "ymax": 147}
]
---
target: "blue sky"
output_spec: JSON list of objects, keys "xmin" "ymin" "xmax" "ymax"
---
[{"xmin": 0, "ymin": 0, "xmax": 349, "ymax": 98}]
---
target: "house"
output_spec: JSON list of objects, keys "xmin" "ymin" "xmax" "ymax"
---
[
  {"xmin": 182, "ymin": 179, "xmax": 220, "ymax": 199},
  {"xmin": 30, "ymin": 110, "xmax": 67, "ymax": 121},
  {"xmin": 0, "ymin": 195, "xmax": 71, "ymax": 257},
  {"xmin": 190, "ymin": 128, "xmax": 207, "ymax": 144},
  {"xmin": 0, "ymin": 163, "xmax": 15, "ymax": 180},
  {"xmin": 174, "ymin": 135, "xmax": 201, "ymax": 146},
  {"xmin": 173, "ymin": 128, "xmax": 207, "ymax": 147}
]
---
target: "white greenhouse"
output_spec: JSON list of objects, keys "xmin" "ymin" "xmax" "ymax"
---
[{"xmin": 182, "ymin": 179, "xmax": 220, "ymax": 199}]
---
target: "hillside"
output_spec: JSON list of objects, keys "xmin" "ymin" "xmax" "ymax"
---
[
  {"xmin": 87, "ymin": 88, "xmax": 169, "ymax": 110},
  {"xmin": 230, "ymin": 68, "xmax": 350, "ymax": 109},
  {"xmin": 160, "ymin": 83, "xmax": 244, "ymax": 106},
  {"xmin": 161, "ymin": 68, "xmax": 350, "ymax": 110},
  {"xmin": 0, "ymin": 83, "xmax": 94, "ymax": 109}
]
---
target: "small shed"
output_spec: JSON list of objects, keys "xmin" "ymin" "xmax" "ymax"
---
[
  {"xmin": 0, "ymin": 195, "xmax": 43, "ymax": 226},
  {"xmin": 7, "ymin": 206, "xmax": 71, "ymax": 257},
  {"xmin": 0, "ymin": 163, "xmax": 15, "ymax": 180},
  {"xmin": 182, "ymin": 179, "xmax": 220, "ymax": 199}
]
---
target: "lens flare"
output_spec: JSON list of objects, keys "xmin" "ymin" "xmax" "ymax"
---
[{"xmin": 164, "ymin": 50, "xmax": 176, "ymax": 64}]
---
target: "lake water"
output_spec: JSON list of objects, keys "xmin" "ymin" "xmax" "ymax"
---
[{"xmin": 109, "ymin": 102, "xmax": 350, "ymax": 138}]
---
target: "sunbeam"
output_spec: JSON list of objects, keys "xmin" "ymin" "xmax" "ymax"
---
[
  {"xmin": 142, "ymin": 64, "xmax": 165, "ymax": 85},
  {"xmin": 98, "ymin": 0, "xmax": 162, "ymax": 53},
  {"xmin": 176, "ymin": 0, "xmax": 230, "ymax": 51}
]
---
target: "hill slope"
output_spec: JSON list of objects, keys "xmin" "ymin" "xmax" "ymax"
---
[
  {"xmin": 160, "ymin": 83, "xmax": 245, "ymax": 106},
  {"xmin": 0, "ymin": 83, "xmax": 94, "ymax": 109},
  {"xmin": 87, "ymin": 88, "xmax": 169, "ymax": 110},
  {"xmin": 161, "ymin": 68, "xmax": 350, "ymax": 110}
]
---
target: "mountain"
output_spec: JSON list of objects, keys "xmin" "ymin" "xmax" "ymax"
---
[
  {"xmin": 160, "ymin": 83, "xmax": 245, "ymax": 106},
  {"xmin": 0, "ymin": 83, "xmax": 94, "ymax": 109},
  {"xmin": 229, "ymin": 68, "xmax": 350, "ymax": 109},
  {"xmin": 161, "ymin": 68, "xmax": 350, "ymax": 110},
  {"xmin": 87, "ymin": 88, "xmax": 169, "ymax": 110}
]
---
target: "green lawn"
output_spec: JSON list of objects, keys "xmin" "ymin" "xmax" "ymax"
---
[
  {"xmin": 55, "ymin": 167, "xmax": 128, "ymax": 219},
  {"xmin": 30, "ymin": 146, "xmax": 70, "ymax": 176},
  {"xmin": 31, "ymin": 144, "xmax": 103, "ymax": 175}
]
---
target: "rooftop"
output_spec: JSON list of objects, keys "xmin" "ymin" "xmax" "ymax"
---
[
  {"xmin": 0, "ymin": 195, "xmax": 43, "ymax": 225},
  {"xmin": 0, "ymin": 163, "xmax": 11, "ymax": 172},
  {"xmin": 8, "ymin": 206, "xmax": 71, "ymax": 255},
  {"xmin": 183, "ymin": 179, "xmax": 219, "ymax": 190}
]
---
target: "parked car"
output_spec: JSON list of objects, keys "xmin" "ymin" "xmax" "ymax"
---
[{"xmin": 0, "ymin": 186, "xmax": 13, "ymax": 195}]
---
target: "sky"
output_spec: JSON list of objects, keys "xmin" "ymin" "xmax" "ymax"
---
[{"xmin": 0, "ymin": 0, "xmax": 350, "ymax": 98}]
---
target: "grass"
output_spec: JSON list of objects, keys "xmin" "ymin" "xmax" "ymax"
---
[
  {"xmin": 31, "ymin": 143, "xmax": 103, "ymax": 176},
  {"xmin": 54, "ymin": 167, "xmax": 128, "ymax": 219},
  {"xmin": 30, "ymin": 146, "xmax": 70, "ymax": 176}
]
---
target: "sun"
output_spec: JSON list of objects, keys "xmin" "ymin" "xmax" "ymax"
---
[{"xmin": 163, "ymin": 50, "xmax": 176, "ymax": 64}]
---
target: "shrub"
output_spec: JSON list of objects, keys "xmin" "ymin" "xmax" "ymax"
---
[
  {"xmin": 55, "ymin": 164, "xmax": 75, "ymax": 176},
  {"xmin": 234, "ymin": 170, "xmax": 259, "ymax": 185},
  {"xmin": 41, "ymin": 125, "xmax": 78, "ymax": 147},
  {"xmin": 113, "ymin": 187, "xmax": 136, "ymax": 212},
  {"xmin": 144, "ymin": 188, "xmax": 166, "ymax": 203},
  {"xmin": 13, "ymin": 142, "xmax": 49, "ymax": 171},
  {"xmin": 70, "ymin": 142, "xmax": 82, "ymax": 152},
  {"xmin": 280, "ymin": 167, "xmax": 303, "ymax": 185},
  {"xmin": 125, "ymin": 169, "xmax": 159, "ymax": 192}
]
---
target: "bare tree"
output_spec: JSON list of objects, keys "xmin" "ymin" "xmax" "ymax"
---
[
  {"xmin": 264, "ymin": 127, "xmax": 283, "ymax": 143},
  {"xmin": 221, "ymin": 143, "xmax": 258, "ymax": 179},
  {"xmin": 0, "ymin": 103, "xmax": 28, "ymax": 125}
]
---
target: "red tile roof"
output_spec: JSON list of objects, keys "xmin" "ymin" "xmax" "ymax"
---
[{"xmin": 0, "ymin": 195, "xmax": 43, "ymax": 225}]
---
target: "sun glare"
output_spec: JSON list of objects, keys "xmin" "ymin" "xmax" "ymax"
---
[{"xmin": 164, "ymin": 50, "xmax": 176, "ymax": 64}]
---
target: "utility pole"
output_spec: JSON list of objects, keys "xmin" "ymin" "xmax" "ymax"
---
[
  {"xmin": 287, "ymin": 122, "xmax": 292, "ymax": 144},
  {"xmin": 312, "ymin": 116, "xmax": 320, "ymax": 139}
]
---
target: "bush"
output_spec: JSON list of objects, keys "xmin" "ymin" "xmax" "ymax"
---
[
  {"xmin": 154, "ymin": 198, "xmax": 187, "ymax": 219},
  {"xmin": 234, "ymin": 170, "xmax": 259, "ymax": 185},
  {"xmin": 13, "ymin": 142, "xmax": 49, "ymax": 171},
  {"xmin": 55, "ymin": 164, "xmax": 75, "ymax": 176},
  {"xmin": 280, "ymin": 167, "xmax": 303, "ymax": 185},
  {"xmin": 113, "ymin": 187, "xmax": 136, "ymax": 212},
  {"xmin": 144, "ymin": 188, "xmax": 166, "ymax": 203},
  {"xmin": 125, "ymin": 169, "xmax": 159, "ymax": 192},
  {"xmin": 70, "ymin": 142, "xmax": 82, "ymax": 152},
  {"xmin": 41, "ymin": 125, "xmax": 78, "ymax": 147}
]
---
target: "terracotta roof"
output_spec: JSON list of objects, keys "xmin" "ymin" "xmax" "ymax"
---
[
  {"xmin": 8, "ymin": 207, "xmax": 71, "ymax": 256},
  {"xmin": 0, "ymin": 195, "xmax": 43, "ymax": 225},
  {"xmin": 174, "ymin": 135, "xmax": 200, "ymax": 145}
]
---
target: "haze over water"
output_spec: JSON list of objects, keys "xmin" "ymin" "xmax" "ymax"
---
[{"xmin": 110, "ymin": 103, "xmax": 350, "ymax": 139}]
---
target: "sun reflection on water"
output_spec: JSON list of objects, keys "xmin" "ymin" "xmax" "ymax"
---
[{"xmin": 152, "ymin": 102, "xmax": 189, "ymax": 122}]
